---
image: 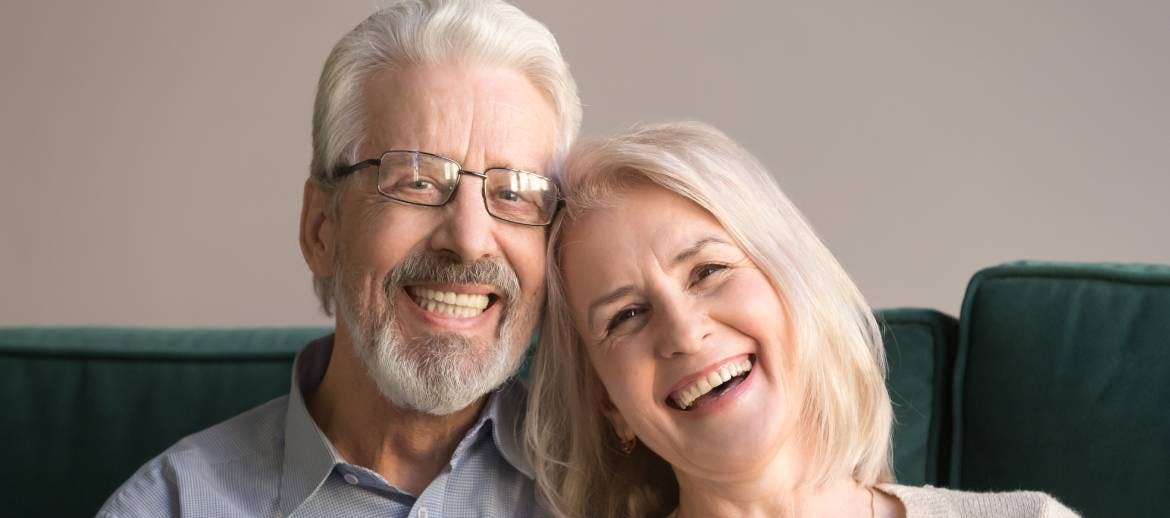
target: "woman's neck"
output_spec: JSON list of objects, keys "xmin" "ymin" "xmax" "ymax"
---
[
  {"xmin": 665, "ymin": 431, "xmax": 905, "ymax": 517},
  {"xmin": 674, "ymin": 474, "xmax": 873, "ymax": 518}
]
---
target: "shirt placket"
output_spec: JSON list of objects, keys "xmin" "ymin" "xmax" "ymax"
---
[{"xmin": 411, "ymin": 468, "xmax": 447, "ymax": 518}]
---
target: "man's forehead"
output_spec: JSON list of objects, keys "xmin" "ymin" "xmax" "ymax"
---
[{"xmin": 360, "ymin": 65, "xmax": 558, "ymax": 170}]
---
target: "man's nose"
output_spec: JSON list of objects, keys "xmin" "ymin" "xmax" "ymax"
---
[
  {"xmin": 654, "ymin": 294, "xmax": 712, "ymax": 359},
  {"xmin": 427, "ymin": 174, "xmax": 499, "ymax": 262}
]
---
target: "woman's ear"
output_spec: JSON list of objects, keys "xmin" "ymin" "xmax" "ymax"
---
[{"xmin": 300, "ymin": 179, "xmax": 336, "ymax": 278}]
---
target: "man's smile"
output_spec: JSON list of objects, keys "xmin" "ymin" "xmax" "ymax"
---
[{"xmin": 405, "ymin": 284, "xmax": 502, "ymax": 319}]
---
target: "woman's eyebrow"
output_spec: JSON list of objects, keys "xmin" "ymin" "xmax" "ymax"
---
[
  {"xmin": 583, "ymin": 237, "xmax": 729, "ymax": 330},
  {"xmin": 587, "ymin": 285, "xmax": 636, "ymax": 330},
  {"xmin": 670, "ymin": 236, "xmax": 730, "ymax": 268}
]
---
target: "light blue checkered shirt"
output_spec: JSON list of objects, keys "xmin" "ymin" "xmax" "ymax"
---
[{"xmin": 97, "ymin": 335, "xmax": 547, "ymax": 518}]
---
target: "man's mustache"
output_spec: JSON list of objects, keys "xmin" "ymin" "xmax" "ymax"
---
[{"xmin": 384, "ymin": 251, "xmax": 521, "ymax": 308}]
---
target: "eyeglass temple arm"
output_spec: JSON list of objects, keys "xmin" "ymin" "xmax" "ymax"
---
[{"xmin": 333, "ymin": 158, "xmax": 382, "ymax": 179}]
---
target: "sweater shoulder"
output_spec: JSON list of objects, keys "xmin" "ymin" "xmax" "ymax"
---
[{"xmin": 877, "ymin": 484, "xmax": 1080, "ymax": 518}]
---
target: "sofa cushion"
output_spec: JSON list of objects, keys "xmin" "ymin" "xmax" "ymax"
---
[
  {"xmin": 878, "ymin": 308, "xmax": 958, "ymax": 487},
  {"xmin": 951, "ymin": 261, "xmax": 1170, "ymax": 517},
  {"xmin": 0, "ymin": 327, "xmax": 328, "ymax": 518}
]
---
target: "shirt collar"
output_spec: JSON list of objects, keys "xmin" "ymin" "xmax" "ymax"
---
[
  {"xmin": 277, "ymin": 334, "xmax": 534, "ymax": 516},
  {"xmin": 485, "ymin": 377, "xmax": 533, "ymax": 478},
  {"xmin": 279, "ymin": 335, "xmax": 341, "ymax": 518}
]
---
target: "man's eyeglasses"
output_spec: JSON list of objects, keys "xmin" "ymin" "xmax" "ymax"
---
[{"xmin": 334, "ymin": 150, "xmax": 561, "ymax": 227}]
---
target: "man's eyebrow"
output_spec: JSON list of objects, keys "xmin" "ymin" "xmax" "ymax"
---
[
  {"xmin": 671, "ymin": 236, "xmax": 730, "ymax": 268},
  {"xmin": 587, "ymin": 285, "xmax": 637, "ymax": 330}
]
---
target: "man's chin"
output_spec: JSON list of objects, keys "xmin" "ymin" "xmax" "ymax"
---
[
  {"xmin": 337, "ymin": 285, "xmax": 534, "ymax": 415},
  {"xmin": 395, "ymin": 331, "xmax": 497, "ymax": 363},
  {"xmin": 361, "ymin": 333, "xmax": 525, "ymax": 416}
]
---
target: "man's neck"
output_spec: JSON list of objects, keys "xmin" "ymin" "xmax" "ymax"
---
[{"xmin": 305, "ymin": 334, "xmax": 488, "ymax": 496}]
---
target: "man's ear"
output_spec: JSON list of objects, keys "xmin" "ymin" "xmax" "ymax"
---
[
  {"xmin": 601, "ymin": 395, "xmax": 636, "ymax": 443},
  {"xmin": 300, "ymin": 179, "xmax": 336, "ymax": 278}
]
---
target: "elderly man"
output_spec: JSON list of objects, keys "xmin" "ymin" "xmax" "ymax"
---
[{"xmin": 97, "ymin": 1, "xmax": 580, "ymax": 516}]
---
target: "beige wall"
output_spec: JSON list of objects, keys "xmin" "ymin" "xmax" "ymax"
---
[{"xmin": 2, "ymin": 1, "xmax": 1168, "ymax": 326}]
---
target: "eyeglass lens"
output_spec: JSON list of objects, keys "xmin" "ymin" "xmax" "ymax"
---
[{"xmin": 375, "ymin": 151, "xmax": 558, "ymax": 225}]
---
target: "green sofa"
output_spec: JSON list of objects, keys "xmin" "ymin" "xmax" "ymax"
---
[{"xmin": 2, "ymin": 261, "xmax": 1167, "ymax": 517}]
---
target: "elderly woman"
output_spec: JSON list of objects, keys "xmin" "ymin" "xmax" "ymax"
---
[{"xmin": 524, "ymin": 122, "xmax": 1076, "ymax": 517}]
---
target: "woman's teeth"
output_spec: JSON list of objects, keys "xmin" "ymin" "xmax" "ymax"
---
[
  {"xmin": 408, "ymin": 287, "xmax": 490, "ymax": 318},
  {"xmin": 673, "ymin": 358, "xmax": 753, "ymax": 410}
]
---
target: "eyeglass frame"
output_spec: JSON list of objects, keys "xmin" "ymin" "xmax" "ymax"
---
[{"xmin": 333, "ymin": 149, "xmax": 563, "ymax": 227}]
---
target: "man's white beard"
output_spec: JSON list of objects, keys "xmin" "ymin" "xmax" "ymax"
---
[
  {"xmin": 338, "ymin": 298, "xmax": 526, "ymax": 416},
  {"xmin": 331, "ymin": 240, "xmax": 534, "ymax": 416}
]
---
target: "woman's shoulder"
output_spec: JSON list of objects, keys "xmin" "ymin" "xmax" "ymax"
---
[{"xmin": 876, "ymin": 483, "xmax": 1080, "ymax": 518}]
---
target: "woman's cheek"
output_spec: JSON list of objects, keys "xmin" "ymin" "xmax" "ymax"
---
[{"xmin": 597, "ymin": 339, "xmax": 646, "ymax": 400}]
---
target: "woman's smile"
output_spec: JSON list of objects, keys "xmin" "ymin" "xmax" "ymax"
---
[{"xmin": 666, "ymin": 353, "xmax": 754, "ymax": 412}]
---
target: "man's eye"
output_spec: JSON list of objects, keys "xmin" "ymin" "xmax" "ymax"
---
[
  {"xmin": 691, "ymin": 263, "xmax": 727, "ymax": 286},
  {"xmin": 407, "ymin": 180, "xmax": 436, "ymax": 190},
  {"xmin": 496, "ymin": 190, "xmax": 520, "ymax": 202},
  {"xmin": 606, "ymin": 306, "xmax": 646, "ymax": 334}
]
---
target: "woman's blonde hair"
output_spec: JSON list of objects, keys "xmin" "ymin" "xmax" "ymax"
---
[{"xmin": 524, "ymin": 121, "xmax": 894, "ymax": 517}]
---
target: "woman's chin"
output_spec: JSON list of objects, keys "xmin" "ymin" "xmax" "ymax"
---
[{"xmin": 663, "ymin": 398, "xmax": 791, "ymax": 479}]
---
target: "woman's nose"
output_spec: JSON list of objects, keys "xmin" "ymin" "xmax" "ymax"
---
[{"xmin": 653, "ymin": 295, "xmax": 712, "ymax": 359}]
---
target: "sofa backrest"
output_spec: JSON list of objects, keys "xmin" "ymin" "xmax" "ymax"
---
[
  {"xmin": 880, "ymin": 308, "xmax": 958, "ymax": 487},
  {"xmin": 0, "ymin": 327, "xmax": 327, "ymax": 518},
  {"xmin": 951, "ymin": 261, "xmax": 1170, "ymax": 517},
  {"xmin": 0, "ymin": 310, "xmax": 954, "ymax": 517}
]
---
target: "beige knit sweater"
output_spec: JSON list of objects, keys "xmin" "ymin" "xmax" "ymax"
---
[
  {"xmin": 878, "ymin": 484, "xmax": 1080, "ymax": 518},
  {"xmin": 663, "ymin": 485, "xmax": 1079, "ymax": 517}
]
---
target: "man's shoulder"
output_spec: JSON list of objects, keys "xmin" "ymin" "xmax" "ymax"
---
[
  {"xmin": 167, "ymin": 395, "xmax": 290, "ymax": 463},
  {"xmin": 97, "ymin": 396, "xmax": 291, "ymax": 517}
]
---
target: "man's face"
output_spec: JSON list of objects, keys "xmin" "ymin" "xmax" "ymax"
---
[{"xmin": 311, "ymin": 64, "xmax": 557, "ymax": 414}]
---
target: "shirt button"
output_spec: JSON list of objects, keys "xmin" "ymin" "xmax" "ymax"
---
[
  {"xmin": 343, "ymin": 473, "xmax": 359, "ymax": 485},
  {"xmin": 418, "ymin": 508, "xmax": 428, "ymax": 518}
]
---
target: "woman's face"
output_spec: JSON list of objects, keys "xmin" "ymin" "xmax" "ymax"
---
[{"xmin": 561, "ymin": 184, "xmax": 797, "ymax": 480}]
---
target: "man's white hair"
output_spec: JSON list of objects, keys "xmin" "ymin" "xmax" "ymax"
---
[{"xmin": 310, "ymin": 0, "xmax": 581, "ymax": 315}]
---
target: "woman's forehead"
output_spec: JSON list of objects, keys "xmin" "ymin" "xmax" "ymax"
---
[
  {"xmin": 571, "ymin": 183, "xmax": 720, "ymax": 238},
  {"xmin": 559, "ymin": 186, "xmax": 730, "ymax": 295}
]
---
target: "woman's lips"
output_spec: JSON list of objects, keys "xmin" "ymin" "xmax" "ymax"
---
[{"xmin": 667, "ymin": 354, "xmax": 755, "ymax": 411}]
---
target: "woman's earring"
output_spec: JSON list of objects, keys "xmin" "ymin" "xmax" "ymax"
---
[{"xmin": 619, "ymin": 436, "xmax": 637, "ymax": 455}]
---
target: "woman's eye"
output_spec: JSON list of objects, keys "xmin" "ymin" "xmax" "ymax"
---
[
  {"xmin": 605, "ymin": 306, "xmax": 645, "ymax": 334},
  {"xmin": 691, "ymin": 263, "xmax": 727, "ymax": 286}
]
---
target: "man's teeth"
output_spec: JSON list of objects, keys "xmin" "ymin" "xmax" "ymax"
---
[
  {"xmin": 673, "ymin": 358, "xmax": 752, "ymax": 410},
  {"xmin": 409, "ymin": 287, "xmax": 490, "ymax": 318}
]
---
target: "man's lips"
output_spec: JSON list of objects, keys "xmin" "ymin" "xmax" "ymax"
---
[
  {"xmin": 406, "ymin": 282, "xmax": 501, "ymax": 296},
  {"xmin": 401, "ymin": 284, "xmax": 503, "ymax": 322}
]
